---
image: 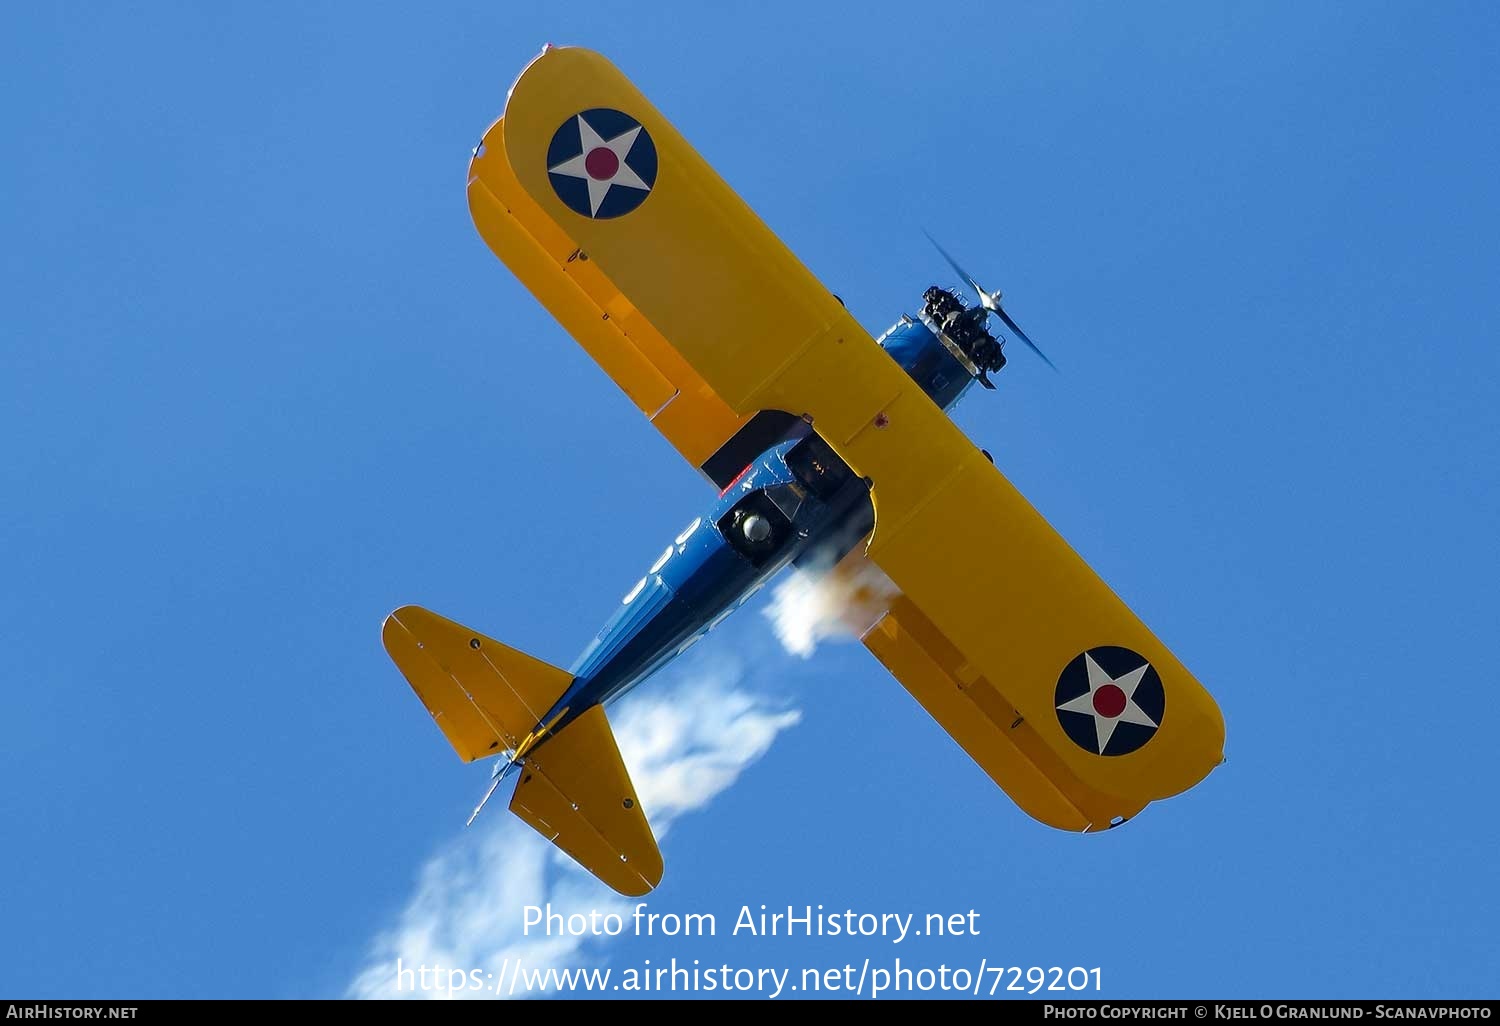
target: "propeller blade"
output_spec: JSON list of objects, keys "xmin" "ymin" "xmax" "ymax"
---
[
  {"xmin": 924, "ymin": 229, "xmax": 1057, "ymax": 371},
  {"xmin": 994, "ymin": 305, "xmax": 1057, "ymax": 372},
  {"xmin": 922, "ymin": 230, "xmax": 985, "ymax": 297}
]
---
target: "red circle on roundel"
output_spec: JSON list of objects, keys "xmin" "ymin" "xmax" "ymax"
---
[
  {"xmin": 584, "ymin": 147, "xmax": 619, "ymax": 180},
  {"xmin": 1092, "ymin": 683, "xmax": 1127, "ymax": 718}
]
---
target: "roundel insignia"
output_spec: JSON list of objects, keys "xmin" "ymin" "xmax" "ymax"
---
[
  {"xmin": 546, "ymin": 108, "xmax": 658, "ymax": 220},
  {"xmin": 1054, "ymin": 646, "xmax": 1165, "ymax": 756}
]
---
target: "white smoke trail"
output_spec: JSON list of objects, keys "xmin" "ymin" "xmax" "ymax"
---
[
  {"xmin": 346, "ymin": 659, "xmax": 799, "ymax": 999},
  {"xmin": 762, "ymin": 555, "xmax": 899, "ymax": 658}
]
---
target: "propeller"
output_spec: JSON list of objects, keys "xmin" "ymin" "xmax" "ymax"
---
[{"xmin": 923, "ymin": 231, "xmax": 1056, "ymax": 372}]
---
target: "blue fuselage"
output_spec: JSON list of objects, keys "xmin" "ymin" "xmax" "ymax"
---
[{"xmin": 534, "ymin": 310, "xmax": 979, "ymax": 737}]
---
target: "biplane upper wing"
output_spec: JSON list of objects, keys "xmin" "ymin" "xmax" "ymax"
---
[
  {"xmin": 467, "ymin": 103, "xmax": 747, "ymax": 475},
  {"xmin": 468, "ymin": 46, "xmax": 1224, "ymax": 830}
]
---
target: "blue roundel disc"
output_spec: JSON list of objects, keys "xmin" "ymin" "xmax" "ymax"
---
[
  {"xmin": 1053, "ymin": 646, "xmax": 1165, "ymax": 757},
  {"xmin": 545, "ymin": 108, "xmax": 658, "ymax": 220}
]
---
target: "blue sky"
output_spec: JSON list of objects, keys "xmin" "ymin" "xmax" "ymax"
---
[{"xmin": 4, "ymin": 1, "xmax": 1498, "ymax": 1001}]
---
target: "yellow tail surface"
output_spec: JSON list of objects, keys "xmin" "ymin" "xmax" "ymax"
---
[
  {"xmin": 382, "ymin": 605, "xmax": 570, "ymax": 761},
  {"xmin": 511, "ymin": 706, "xmax": 664, "ymax": 896},
  {"xmin": 382, "ymin": 605, "xmax": 664, "ymax": 895}
]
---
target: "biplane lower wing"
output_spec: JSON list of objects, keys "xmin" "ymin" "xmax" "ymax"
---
[{"xmin": 469, "ymin": 46, "xmax": 1224, "ymax": 827}]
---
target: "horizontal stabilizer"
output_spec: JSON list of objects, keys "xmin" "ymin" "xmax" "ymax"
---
[
  {"xmin": 510, "ymin": 706, "xmax": 664, "ymax": 896},
  {"xmin": 381, "ymin": 605, "xmax": 571, "ymax": 762}
]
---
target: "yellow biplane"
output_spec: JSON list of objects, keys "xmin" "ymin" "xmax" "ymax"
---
[{"xmin": 383, "ymin": 46, "xmax": 1225, "ymax": 896}]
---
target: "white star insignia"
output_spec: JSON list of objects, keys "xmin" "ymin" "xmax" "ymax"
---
[
  {"xmin": 548, "ymin": 115, "xmax": 651, "ymax": 217},
  {"xmin": 1056, "ymin": 652, "xmax": 1159, "ymax": 754}
]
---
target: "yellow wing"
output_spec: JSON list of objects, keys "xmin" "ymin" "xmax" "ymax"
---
[
  {"xmin": 470, "ymin": 46, "xmax": 1224, "ymax": 829},
  {"xmin": 468, "ymin": 117, "xmax": 748, "ymax": 474}
]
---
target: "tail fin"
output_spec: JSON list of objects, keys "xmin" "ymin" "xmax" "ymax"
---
[{"xmin": 382, "ymin": 605, "xmax": 664, "ymax": 896}]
